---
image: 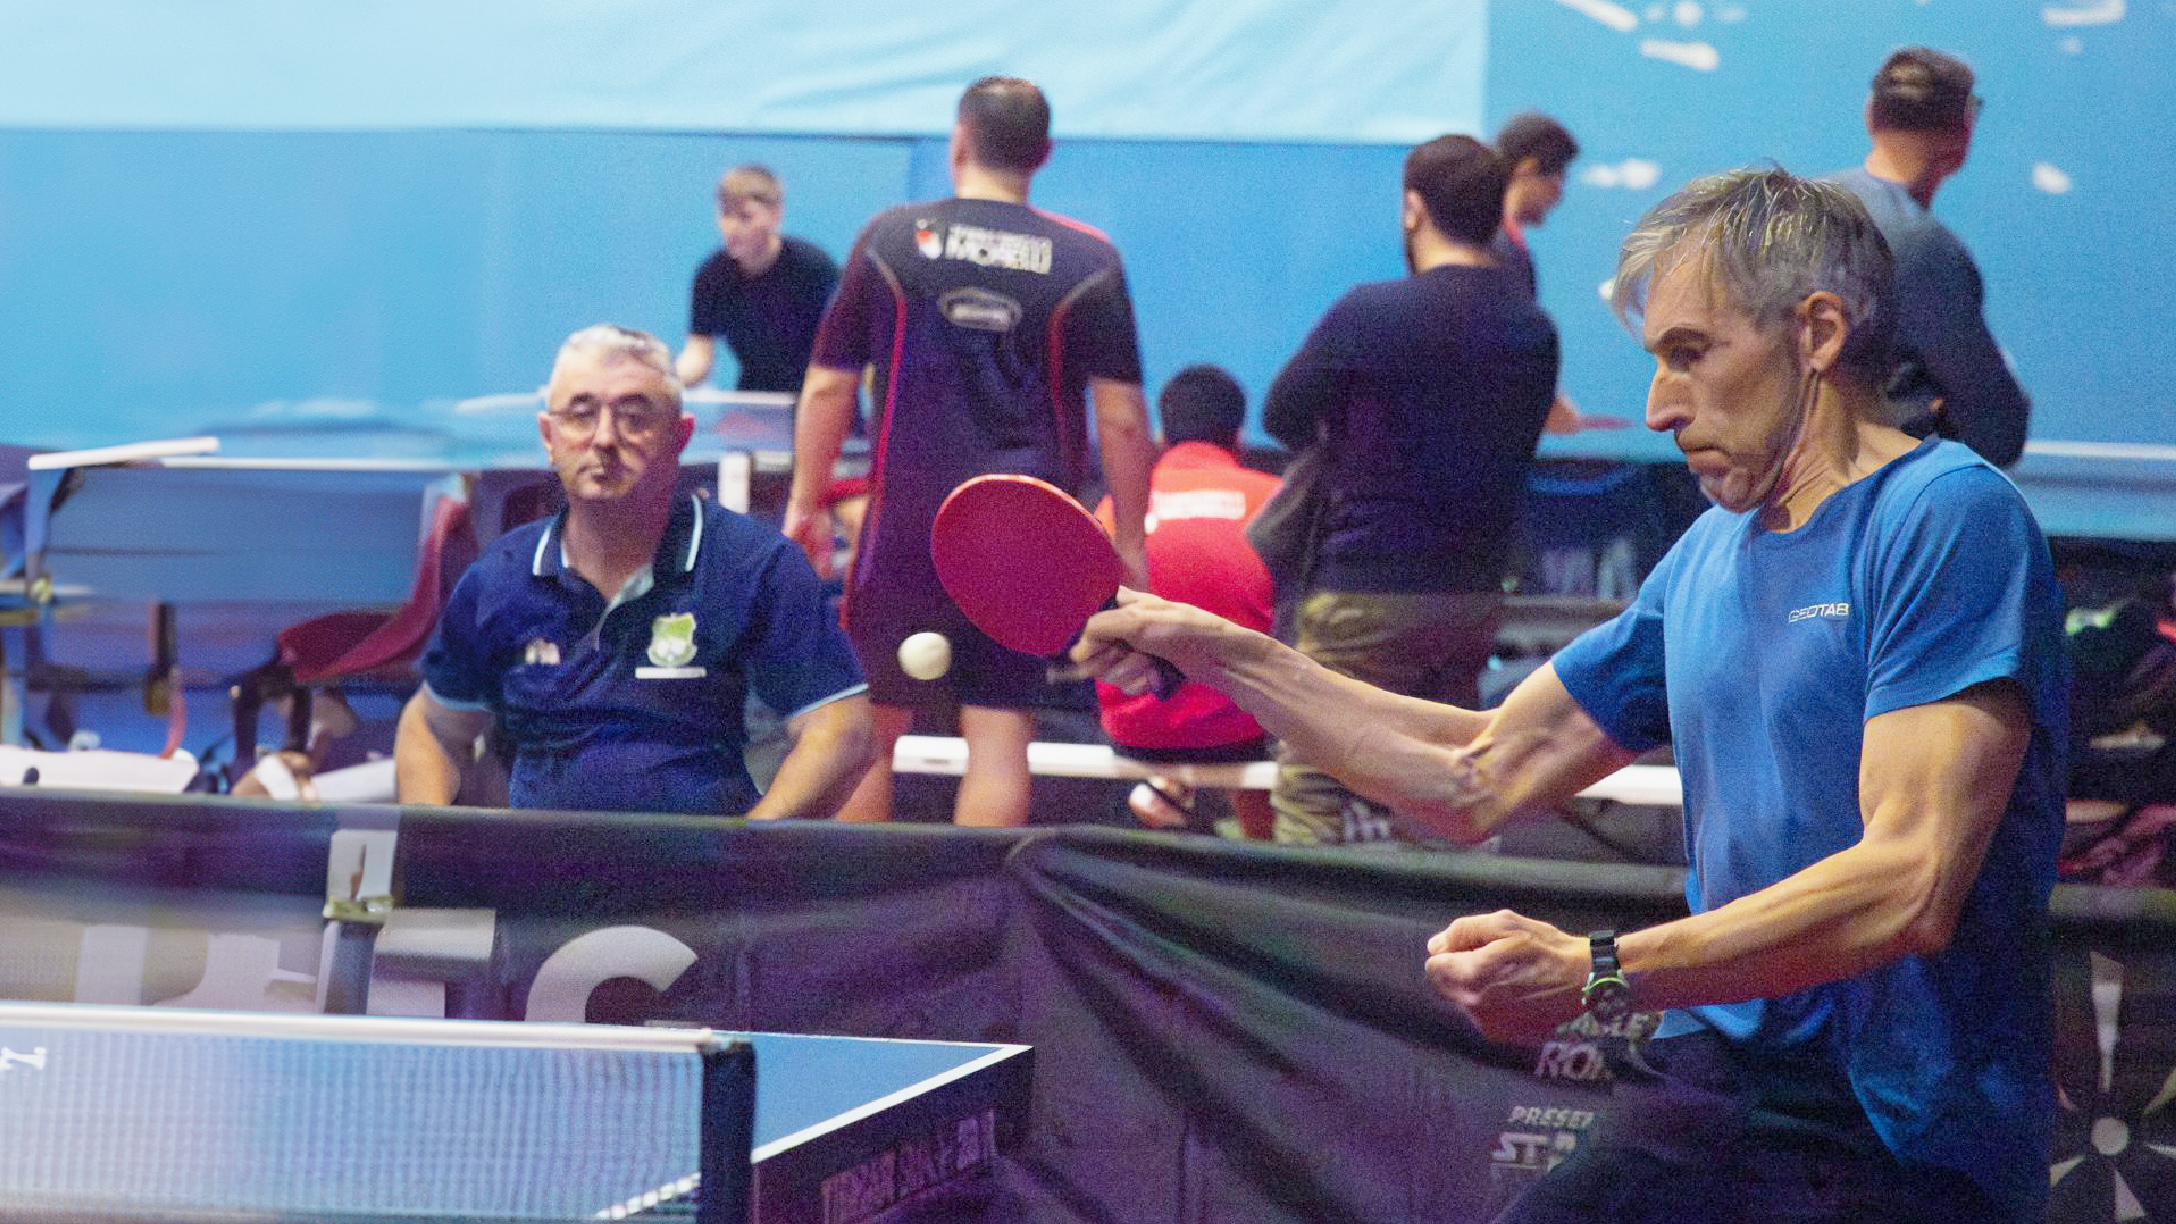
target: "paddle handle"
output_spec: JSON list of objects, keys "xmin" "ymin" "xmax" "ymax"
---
[
  {"xmin": 1097, "ymin": 591, "xmax": 1182, "ymax": 698},
  {"xmin": 1050, "ymin": 647, "xmax": 1183, "ymax": 698},
  {"xmin": 1144, "ymin": 654, "xmax": 1184, "ymax": 699}
]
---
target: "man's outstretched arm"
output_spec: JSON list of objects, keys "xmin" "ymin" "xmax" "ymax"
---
[{"xmin": 1072, "ymin": 588, "xmax": 1635, "ymax": 841}]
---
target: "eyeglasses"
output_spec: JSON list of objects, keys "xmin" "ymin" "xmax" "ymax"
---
[{"xmin": 546, "ymin": 397, "xmax": 679, "ymax": 441}]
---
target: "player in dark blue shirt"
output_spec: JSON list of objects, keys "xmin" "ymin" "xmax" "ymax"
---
[
  {"xmin": 785, "ymin": 76, "xmax": 1155, "ymax": 827},
  {"xmin": 398, "ymin": 325, "xmax": 872, "ymax": 817}
]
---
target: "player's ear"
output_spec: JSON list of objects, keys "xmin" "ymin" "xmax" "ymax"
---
[{"xmin": 1795, "ymin": 291, "xmax": 1848, "ymax": 375}]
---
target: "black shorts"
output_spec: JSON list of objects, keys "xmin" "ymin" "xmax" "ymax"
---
[
  {"xmin": 845, "ymin": 578, "xmax": 1086, "ymax": 711},
  {"xmin": 1493, "ymin": 1030, "xmax": 2001, "ymax": 1224}
]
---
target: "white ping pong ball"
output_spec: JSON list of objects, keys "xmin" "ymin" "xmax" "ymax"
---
[{"xmin": 899, "ymin": 631, "xmax": 952, "ymax": 681}]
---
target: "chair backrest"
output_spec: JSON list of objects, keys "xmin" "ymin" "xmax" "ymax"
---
[{"xmin": 279, "ymin": 493, "xmax": 476, "ymax": 684}]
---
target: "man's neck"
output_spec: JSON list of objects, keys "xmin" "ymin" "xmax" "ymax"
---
[
  {"xmin": 1164, "ymin": 438, "xmax": 1242, "ymax": 465},
  {"xmin": 1764, "ymin": 385, "xmax": 1917, "ymax": 533},
  {"xmin": 735, "ymin": 234, "xmax": 785, "ymax": 277},
  {"xmin": 1409, "ymin": 229, "xmax": 1495, "ymax": 274},
  {"xmin": 562, "ymin": 493, "xmax": 675, "ymax": 596},
  {"xmin": 1863, "ymin": 139, "xmax": 1947, "ymax": 210},
  {"xmin": 1498, "ymin": 210, "xmax": 1527, "ymax": 250},
  {"xmin": 954, "ymin": 163, "xmax": 1033, "ymax": 205}
]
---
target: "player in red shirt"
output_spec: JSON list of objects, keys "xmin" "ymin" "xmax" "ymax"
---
[{"xmin": 1096, "ymin": 366, "xmax": 1279, "ymax": 838}]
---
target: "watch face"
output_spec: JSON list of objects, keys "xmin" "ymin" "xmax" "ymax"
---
[{"xmin": 1583, "ymin": 975, "xmax": 1631, "ymax": 1021}]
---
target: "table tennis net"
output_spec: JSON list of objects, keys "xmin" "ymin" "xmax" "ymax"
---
[{"xmin": 0, "ymin": 1017, "xmax": 705, "ymax": 1221}]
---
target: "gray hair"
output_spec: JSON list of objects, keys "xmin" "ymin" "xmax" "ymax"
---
[
  {"xmin": 548, "ymin": 324, "xmax": 683, "ymax": 408},
  {"xmin": 1611, "ymin": 166, "xmax": 1896, "ymax": 384}
]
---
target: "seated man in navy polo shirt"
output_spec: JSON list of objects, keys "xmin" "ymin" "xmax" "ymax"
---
[{"xmin": 395, "ymin": 324, "xmax": 873, "ymax": 817}]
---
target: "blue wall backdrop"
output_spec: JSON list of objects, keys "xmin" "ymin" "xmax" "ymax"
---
[
  {"xmin": 0, "ymin": 0, "xmax": 2168, "ymax": 452},
  {"xmin": 1491, "ymin": 0, "xmax": 2176, "ymax": 457}
]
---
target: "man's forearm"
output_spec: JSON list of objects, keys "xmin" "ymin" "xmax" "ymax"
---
[
  {"xmin": 746, "ymin": 695, "xmax": 874, "ymax": 820},
  {"xmin": 394, "ymin": 694, "xmax": 468, "ymax": 805},
  {"xmin": 787, "ymin": 367, "xmax": 860, "ymax": 512},
  {"xmin": 1091, "ymin": 380, "xmax": 1154, "ymax": 551},
  {"xmin": 676, "ymin": 336, "xmax": 715, "ymax": 388},
  {"xmin": 1619, "ymin": 830, "xmax": 1958, "ymax": 1012},
  {"xmin": 1202, "ymin": 626, "xmax": 1587, "ymax": 841}
]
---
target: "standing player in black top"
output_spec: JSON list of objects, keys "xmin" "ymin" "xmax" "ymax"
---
[
  {"xmin": 677, "ymin": 165, "xmax": 840, "ymax": 394},
  {"xmin": 1261, "ymin": 135, "xmax": 1559, "ymax": 845},
  {"xmin": 785, "ymin": 77, "xmax": 1156, "ymax": 827}
]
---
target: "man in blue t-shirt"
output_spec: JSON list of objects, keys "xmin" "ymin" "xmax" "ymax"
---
[
  {"xmin": 1826, "ymin": 46, "xmax": 2029, "ymax": 468},
  {"xmin": 396, "ymin": 325, "xmax": 873, "ymax": 818},
  {"xmin": 783, "ymin": 76, "xmax": 1156, "ymax": 828},
  {"xmin": 1069, "ymin": 169, "xmax": 2065, "ymax": 1222}
]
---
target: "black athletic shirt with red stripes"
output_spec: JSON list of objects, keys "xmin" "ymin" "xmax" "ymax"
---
[{"xmin": 811, "ymin": 196, "xmax": 1142, "ymax": 607}]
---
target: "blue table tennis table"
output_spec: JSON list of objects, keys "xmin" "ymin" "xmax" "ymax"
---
[
  {"xmin": 0, "ymin": 1001, "xmax": 1029, "ymax": 1224},
  {"xmin": 0, "ymin": 392, "xmax": 871, "ymax": 746},
  {"xmin": 14, "ymin": 390, "xmax": 833, "ymax": 608}
]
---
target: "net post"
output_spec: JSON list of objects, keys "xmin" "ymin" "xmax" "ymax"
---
[{"xmin": 698, "ymin": 1034, "xmax": 756, "ymax": 1224}]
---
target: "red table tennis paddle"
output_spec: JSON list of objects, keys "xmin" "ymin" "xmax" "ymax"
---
[{"xmin": 931, "ymin": 474, "xmax": 1181, "ymax": 697}]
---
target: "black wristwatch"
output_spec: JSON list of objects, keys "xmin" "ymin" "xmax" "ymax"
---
[{"xmin": 1581, "ymin": 930, "xmax": 1633, "ymax": 1022}]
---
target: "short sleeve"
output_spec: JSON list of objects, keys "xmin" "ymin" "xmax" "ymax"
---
[
  {"xmin": 805, "ymin": 245, "xmax": 841, "ymax": 301},
  {"xmin": 1064, "ymin": 261, "xmax": 1144, "ymax": 385},
  {"xmin": 739, "ymin": 541, "xmax": 867, "ymax": 719},
  {"xmin": 1864, "ymin": 466, "xmax": 2043, "ymax": 719},
  {"xmin": 1550, "ymin": 543, "xmax": 1678, "ymax": 753},
  {"xmin": 417, "ymin": 568, "xmax": 495, "ymax": 711},
  {"xmin": 1261, "ymin": 295, "xmax": 1362, "ymax": 449},
  {"xmin": 688, "ymin": 254, "xmax": 729, "ymax": 337},
  {"xmin": 809, "ymin": 223, "xmax": 880, "ymax": 372}
]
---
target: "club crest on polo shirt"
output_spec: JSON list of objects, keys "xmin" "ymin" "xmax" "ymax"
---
[
  {"xmin": 647, "ymin": 613, "xmax": 698, "ymax": 668},
  {"xmin": 522, "ymin": 638, "xmax": 561, "ymax": 667}
]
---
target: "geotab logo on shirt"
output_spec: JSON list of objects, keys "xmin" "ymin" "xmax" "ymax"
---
[{"xmin": 1786, "ymin": 602, "xmax": 1851, "ymax": 624}]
